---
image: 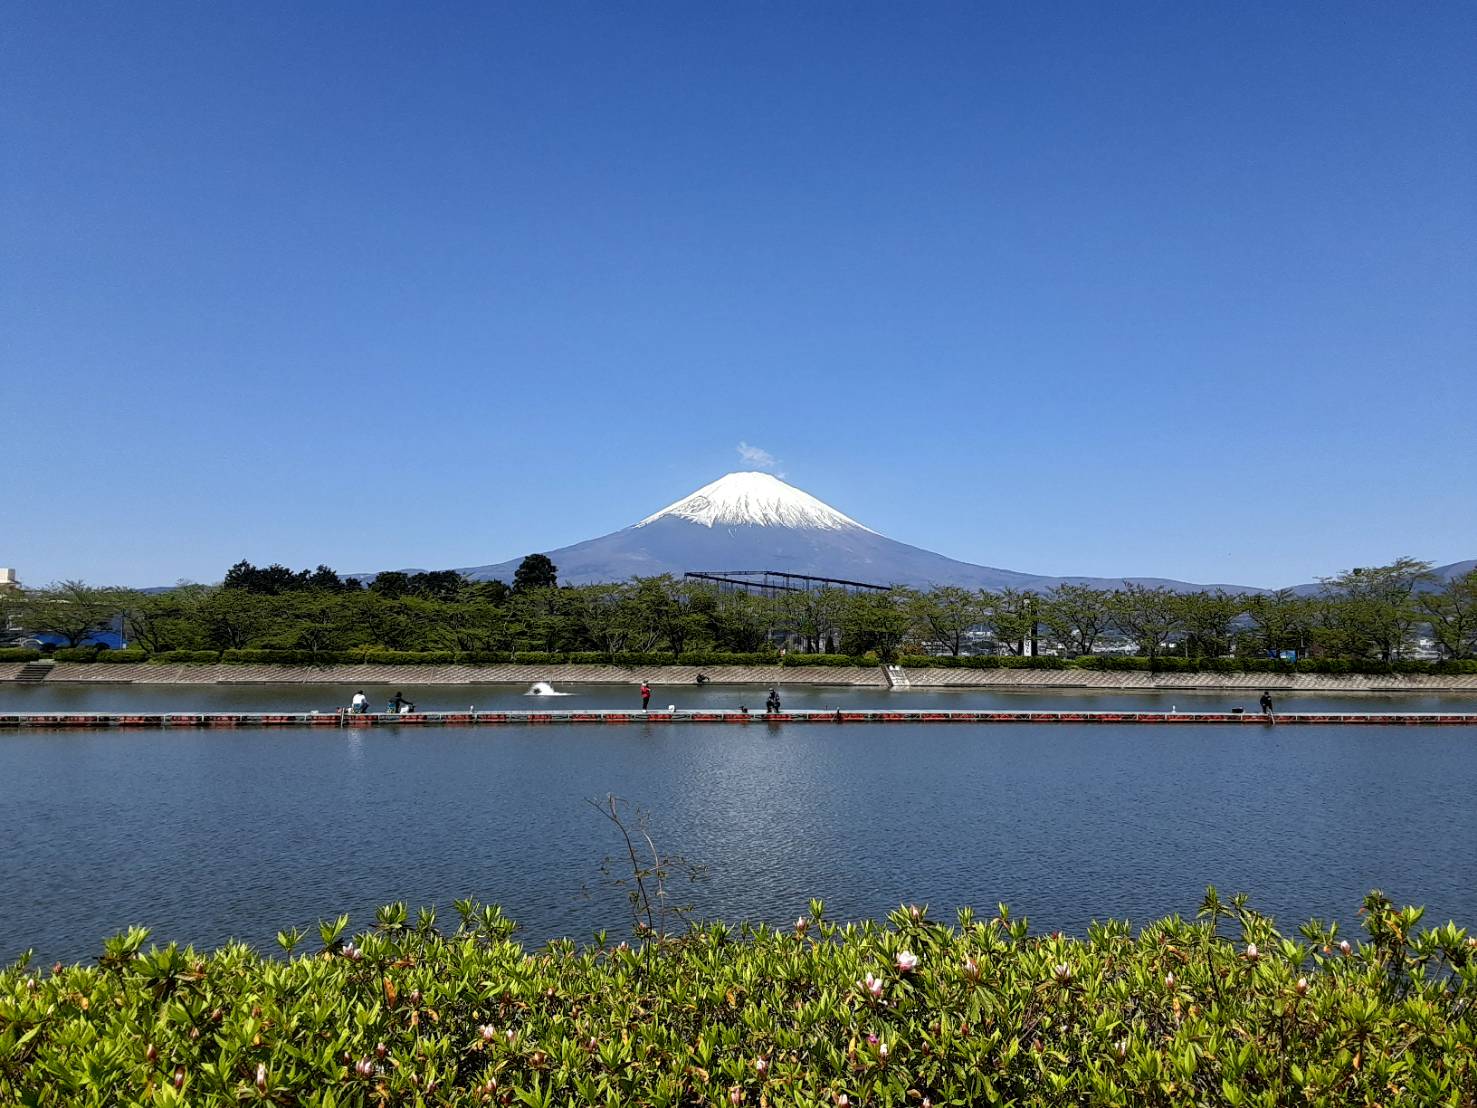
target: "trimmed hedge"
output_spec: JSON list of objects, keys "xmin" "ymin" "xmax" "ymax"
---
[
  {"xmin": 900, "ymin": 655, "xmax": 1069, "ymax": 670},
  {"xmin": 0, "ymin": 647, "xmax": 42, "ymax": 663},
  {"xmin": 1, "ymin": 891, "xmax": 1471, "ymax": 1105},
  {"xmin": 49, "ymin": 646, "xmax": 150, "ymax": 663}
]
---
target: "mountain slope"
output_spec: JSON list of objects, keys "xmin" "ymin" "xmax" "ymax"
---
[{"xmin": 452, "ymin": 472, "xmax": 1259, "ymax": 592}]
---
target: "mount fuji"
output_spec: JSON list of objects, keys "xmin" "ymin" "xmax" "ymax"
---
[{"xmin": 451, "ymin": 472, "xmax": 1256, "ymax": 592}]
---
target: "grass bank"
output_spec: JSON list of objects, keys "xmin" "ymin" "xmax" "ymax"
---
[{"xmin": 2, "ymin": 892, "xmax": 1472, "ymax": 1105}]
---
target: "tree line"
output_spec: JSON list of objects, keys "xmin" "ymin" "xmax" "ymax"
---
[{"xmin": 5, "ymin": 556, "xmax": 1474, "ymax": 662}]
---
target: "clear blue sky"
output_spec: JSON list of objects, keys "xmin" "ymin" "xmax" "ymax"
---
[{"xmin": 4, "ymin": 2, "xmax": 1473, "ymax": 589}]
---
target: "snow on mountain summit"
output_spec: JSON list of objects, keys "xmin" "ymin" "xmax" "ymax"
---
[{"xmin": 635, "ymin": 472, "xmax": 874, "ymax": 532}]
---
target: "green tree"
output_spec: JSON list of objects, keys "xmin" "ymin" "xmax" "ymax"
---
[
  {"xmin": 18, "ymin": 581, "xmax": 126, "ymax": 647},
  {"xmin": 1242, "ymin": 589, "xmax": 1314, "ymax": 659},
  {"xmin": 513, "ymin": 554, "xmax": 558, "ymax": 592},
  {"xmin": 1317, "ymin": 557, "xmax": 1434, "ymax": 662},
  {"xmin": 122, "ymin": 585, "xmax": 212, "ymax": 653},
  {"xmin": 777, "ymin": 587, "xmax": 848, "ymax": 654},
  {"xmin": 1174, "ymin": 590, "xmax": 1243, "ymax": 658},
  {"xmin": 369, "ymin": 571, "xmax": 410, "ymax": 599},
  {"xmin": 839, "ymin": 591, "xmax": 909, "ymax": 660},
  {"xmin": 908, "ymin": 586, "xmax": 986, "ymax": 656},
  {"xmin": 709, "ymin": 590, "xmax": 776, "ymax": 652},
  {"xmin": 1107, "ymin": 584, "xmax": 1180, "ymax": 660},
  {"xmin": 1414, "ymin": 570, "xmax": 1477, "ymax": 660},
  {"xmin": 1039, "ymin": 584, "xmax": 1112, "ymax": 657},
  {"xmin": 984, "ymin": 589, "xmax": 1038, "ymax": 655}
]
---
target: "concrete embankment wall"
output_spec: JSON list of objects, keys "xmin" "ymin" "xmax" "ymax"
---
[{"xmin": 2, "ymin": 661, "xmax": 1476, "ymax": 694}]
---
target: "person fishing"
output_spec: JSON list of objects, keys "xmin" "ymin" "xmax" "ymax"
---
[
  {"xmin": 1259, "ymin": 691, "xmax": 1275, "ymax": 722},
  {"xmin": 765, "ymin": 688, "xmax": 782, "ymax": 714},
  {"xmin": 389, "ymin": 691, "xmax": 415, "ymax": 715},
  {"xmin": 695, "ymin": 673, "xmax": 710, "ymax": 685},
  {"xmin": 350, "ymin": 690, "xmax": 368, "ymax": 714},
  {"xmin": 640, "ymin": 682, "xmax": 651, "ymax": 710}
]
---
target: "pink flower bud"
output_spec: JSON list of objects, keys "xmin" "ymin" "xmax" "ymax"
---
[
  {"xmin": 480, "ymin": 1024, "xmax": 497, "ymax": 1042},
  {"xmin": 1053, "ymin": 962, "xmax": 1072, "ymax": 982},
  {"xmin": 755, "ymin": 1056, "xmax": 769, "ymax": 1075},
  {"xmin": 861, "ymin": 972, "xmax": 884, "ymax": 999},
  {"xmin": 835, "ymin": 1095, "xmax": 850, "ymax": 1107},
  {"xmin": 962, "ymin": 956, "xmax": 980, "ymax": 981},
  {"xmin": 375, "ymin": 1042, "xmax": 387, "ymax": 1059},
  {"xmin": 1245, "ymin": 943, "xmax": 1259, "ymax": 960},
  {"xmin": 173, "ymin": 1067, "xmax": 186, "ymax": 1088},
  {"xmin": 146, "ymin": 1043, "xmax": 157, "ymax": 1063},
  {"xmin": 1339, "ymin": 939, "xmax": 1352, "ymax": 955},
  {"xmin": 1116, "ymin": 1038, "xmax": 1129, "ymax": 1059},
  {"xmin": 794, "ymin": 917, "xmax": 809, "ymax": 934},
  {"xmin": 729, "ymin": 1088, "xmax": 743, "ymax": 1105},
  {"xmin": 1164, "ymin": 971, "xmax": 1175, "ymax": 988},
  {"xmin": 255, "ymin": 1063, "xmax": 267, "ymax": 1090},
  {"xmin": 908, "ymin": 905, "xmax": 922, "ymax": 922},
  {"xmin": 895, "ymin": 950, "xmax": 919, "ymax": 973},
  {"xmin": 1295, "ymin": 977, "xmax": 1308, "ymax": 995}
]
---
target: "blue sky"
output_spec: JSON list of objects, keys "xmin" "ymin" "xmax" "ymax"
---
[{"xmin": 4, "ymin": 2, "xmax": 1473, "ymax": 588}]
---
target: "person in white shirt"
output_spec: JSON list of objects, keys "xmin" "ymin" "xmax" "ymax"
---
[{"xmin": 350, "ymin": 690, "xmax": 368, "ymax": 714}]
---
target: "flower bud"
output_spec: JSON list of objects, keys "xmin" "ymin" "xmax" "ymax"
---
[
  {"xmin": 755, "ymin": 1056, "xmax": 769, "ymax": 1075},
  {"xmin": 1053, "ymin": 962, "xmax": 1072, "ymax": 983},
  {"xmin": 146, "ymin": 1043, "xmax": 158, "ymax": 1063},
  {"xmin": 1245, "ymin": 943, "xmax": 1259, "ymax": 960},
  {"xmin": 1295, "ymin": 977, "xmax": 1309, "ymax": 995},
  {"xmin": 375, "ymin": 1042, "xmax": 387, "ymax": 1059},
  {"xmin": 480, "ymin": 1024, "xmax": 496, "ymax": 1042},
  {"xmin": 255, "ymin": 1063, "xmax": 267, "ymax": 1090},
  {"xmin": 895, "ymin": 950, "xmax": 919, "ymax": 973},
  {"xmin": 1164, "ymin": 971, "xmax": 1175, "ymax": 988},
  {"xmin": 729, "ymin": 1088, "xmax": 743, "ymax": 1105},
  {"xmin": 173, "ymin": 1067, "xmax": 185, "ymax": 1088},
  {"xmin": 1339, "ymin": 939, "xmax": 1352, "ymax": 955}
]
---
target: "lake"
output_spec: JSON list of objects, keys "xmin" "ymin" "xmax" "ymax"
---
[
  {"xmin": 3, "ymin": 680, "xmax": 1475, "ymax": 715},
  {"xmin": 2, "ymin": 718, "xmax": 1473, "ymax": 965}
]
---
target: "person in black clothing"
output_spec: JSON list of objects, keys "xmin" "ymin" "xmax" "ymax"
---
[
  {"xmin": 389, "ymin": 691, "xmax": 414, "ymax": 714},
  {"xmin": 695, "ymin": 673, "xmax": 709, "ymax": 685},
  {"xmin": 1259, "ymin": 691, "xmax": 1275, "ymax": 721},
  {"xmin": 765, "ymin": 688, "xmax": 782, "ymax": 714}
]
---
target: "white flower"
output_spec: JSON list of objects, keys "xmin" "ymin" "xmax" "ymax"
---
[
  {"xmin": 862, "ymin": 972, "xmax": 884, "ymax": 999},
  {"xmin": 895, "ymin": 950, "xmax": 919, "ymax": 973},
  {"xmin": 1338, "ymin": 939, "xmax": 1352, "ymax": 955},
  {"xmin": 1245, "ymin": 943, "xmax": 1259, "ymax": 960},
  {"xmin": 1164, "ymin": 971, "xmax": 1175, "ymax": 988}
]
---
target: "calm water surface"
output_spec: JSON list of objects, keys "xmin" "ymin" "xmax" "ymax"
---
[
  {"xmin": 2, "ymin": 721, "xmax": 1474, "ymax": 964},
  {"xmin": 4, "ymin": 681, "xmax": 1474, "ymax": 714}
]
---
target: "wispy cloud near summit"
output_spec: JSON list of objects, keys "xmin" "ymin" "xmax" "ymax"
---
[{"xmin": 736, "ymin": 441, "xmax": 783, "ymax": 475}]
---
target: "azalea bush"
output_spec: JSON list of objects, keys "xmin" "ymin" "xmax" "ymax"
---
[{"xmin": 2, "ymin": 891, "xmax": 1473, "ymax": 1106}]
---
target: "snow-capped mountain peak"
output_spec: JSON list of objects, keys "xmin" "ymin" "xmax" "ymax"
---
[{"xmin": 635, "ymin": 472, "xmax": 874, "ymax": 532}]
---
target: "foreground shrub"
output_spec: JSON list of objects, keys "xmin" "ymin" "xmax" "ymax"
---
[
  {"xmin": 0, "ymin": 648, "xmax": 41, "ymax": 663},
  {"xmin": 1, "ymin": 891, "xmax": 1472, "ymax": 1105}
]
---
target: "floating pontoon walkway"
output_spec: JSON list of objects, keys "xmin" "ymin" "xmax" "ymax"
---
[{"xmin": 2, "ymin": 710, "xmax": 1476, "ymax": 730}]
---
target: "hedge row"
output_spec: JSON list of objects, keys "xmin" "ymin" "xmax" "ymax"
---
[
  {"xmin": 0, "ymin": 647, "xmax": 43, "ymax": 662},
  {"xmin": 1, "ymin": 892, "xmax": 1471, "ymax": 1106},
  {"xmin": 899, "ymin": 655, "xmax": 1069, "ymax": 670}
]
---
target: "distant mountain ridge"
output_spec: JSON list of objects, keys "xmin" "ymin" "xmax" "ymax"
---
[{"xmin": 394, "ymin": 472, "xmax": 1470, "ymax": 595}]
